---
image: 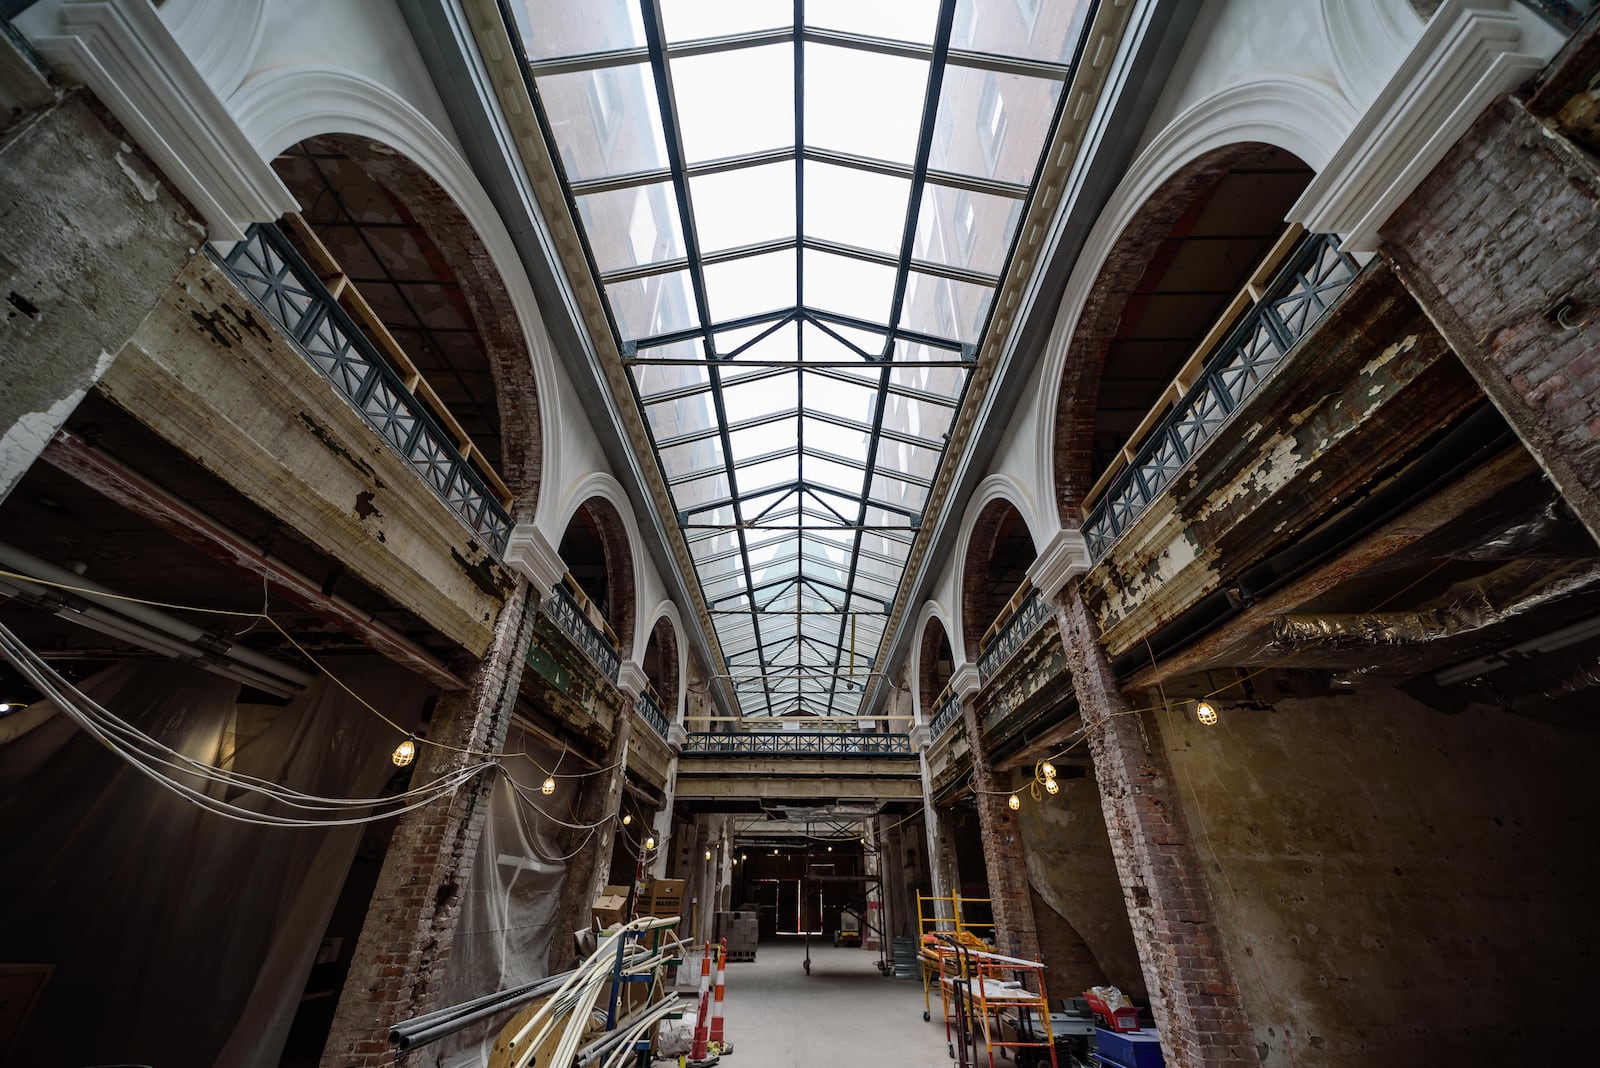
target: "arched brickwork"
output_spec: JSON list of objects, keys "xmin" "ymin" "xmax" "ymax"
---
[
  {"xmin": 643, "ymin": 614, "xmax": 681, "ymax": 715},
  {"xmin": 564, "ymin": 495, "xmax": 637, "ymax": 660},
  {"xmin": 959, "ymin": 498, "xmax": 1036, "ymax": 661},
  {"xmin": 1051, "ymin": 143, "xmax": 1289, "ymax": 524},
  {"xmin": 278, "ymin": 134, "xmax": 543, "ymax": 522},
  {"xmin": 918, "ymin": 615, "xmax": 954, "ymax": 712}
]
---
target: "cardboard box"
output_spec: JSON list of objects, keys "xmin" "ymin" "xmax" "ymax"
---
[{"xmin": 591, "ymin": 892, "xmax": 628, "ymax": 929}]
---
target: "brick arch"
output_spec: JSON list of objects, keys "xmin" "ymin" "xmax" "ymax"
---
[
  {"xmin": 286, "ymin": 134, "xmax": 543, "ymax": 523},
  {"xmin": 565, "ymin": 495, "xmax": 637, "ymax": 659},
  {"xmin": 643, "ymin": 613, "xmax": 681, "ymax": 717},
  {"xmin": 1051, "ymin": 142, "xmax": 1290, "ymax": 524},
  {"xmin": 918, "ymin": 614, "xmax": 954, "ymax": 712},
  {"xmin": 959, "ymin": 497, "xmax": 1035, "ymax": 661}
]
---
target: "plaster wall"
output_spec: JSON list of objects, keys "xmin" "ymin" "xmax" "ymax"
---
[
  {"xmin": 1016, "ymin": 769, "xmax": 1146, "ymax": 999},
  {"xmin": 1161, "ymin": 687, "xmax": 1598, "ymax": 1066}
]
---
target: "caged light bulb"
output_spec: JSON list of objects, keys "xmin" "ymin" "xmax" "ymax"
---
[
  {"xmin": 541, "ymin": 776, "xmax": 556, "ymax": 795},
  {"xmin": 391, "ymin": 737, "xmax": 416, "ymax": 767},
  {"xmin": 1045, "ymin": 778, "xmax": 1059, "ymax": 795},
  {"xmin": 1041, "ymin": 761, "xmax": 1056, "ymax": 779},
  {"xmin": 1195, "ymin": 700, "xmax": 1218, "ymax": 726},
  {"xmin": 622, "ymin": 813, "xmax": 632, "ymax": 825},
  {"xmin": 645, "ymin": 836, "xmax": 656, "ymax": 850},
  {"xmin": 1007, "ymin": 793, "xmax": 1020, "ymax": 811}
]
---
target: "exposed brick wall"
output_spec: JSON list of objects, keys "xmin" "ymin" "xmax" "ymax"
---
[
  {"xmin": 544, "ymin": 708, "xmax": 634, "ymax": 974},
  {"xmin": 960, "ymin": 498, "xmax": 1017, "ymax": 660},
  {"xmin": 571, "ymin": 495, "xmax": 638, "ymax": 659},
  {"xmin": 1052, "ymin": 144, "xmax": 1284, "ymax": 523},
  {"xmin": 319, "ymin": 136, "xmax": 544, "ymax": 523},
  {"xmin": 958, "ymin": 701, "xmax": 1041, "ymax": 963},
  {"xmin": 1056, "ymin": 582, "xmax": 1258, "ymax": 1068},
  {"xmin": 918, "ymin": 615, "xmax": 953, "ymax": 709},
  {"xmin": 320, "ymin": 579, "xmax": 536, "ymax": 1068},
  {"xmin": 1381, "ymin": 91, "xmax": 1600, "ymax": 544}
]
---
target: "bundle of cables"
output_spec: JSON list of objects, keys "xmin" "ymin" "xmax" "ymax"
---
[{"xmin": 0, "ymin": 620, "xmax": 495, "ymax": 828}]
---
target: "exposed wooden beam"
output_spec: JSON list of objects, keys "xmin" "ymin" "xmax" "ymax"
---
[{"xmin": 42, "ymin": 430, "xmax": 468, "ymax": 691}]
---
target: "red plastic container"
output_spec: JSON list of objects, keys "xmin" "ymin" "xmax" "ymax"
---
[{"xmin": 1083, "ymin": 990, "xmax": 1141, "ymax": 1033}]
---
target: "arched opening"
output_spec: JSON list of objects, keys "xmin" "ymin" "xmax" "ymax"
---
[
  {"xmin": 558, "ymin": 496, "xmax": 637, "ymax": 659},
  {"xmin": 642, "ymin": 614, "xmax": 681, "ymax": 721},
  {"xmin": 271, "ymin": 135, "xmax": 542, "ymax": 521},
  {"xmin": 960, "ymin": 499, "xmax": 1038, "ymax": 661},
  {"xmin": 917, "ymin": 615, "xmax": 954, "ymax": 715},
  {"xmin": 1054, "ymin": 144, "xmax": 1316, "ymax": 521}
]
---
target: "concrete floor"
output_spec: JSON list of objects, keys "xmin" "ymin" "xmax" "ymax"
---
[{"xmin": 689, "ymin": 938, "xmax": 954, "ymax": 1067}]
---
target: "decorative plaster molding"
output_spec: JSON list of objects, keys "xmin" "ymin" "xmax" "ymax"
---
[
  {"xmin": 1291, "ymin": 0, "xmax": 1554, "ymax": 253},
  {"xmin": 668, "ymin": 724, "xmax": 689, "ymax": 749},
  {"xmin": 22, "ymin": 0, "xmax": 296, "ymax": 241},
  {"xmin": 1027, "ymin": 528, "xmax": 1091, "ymax": 599},
  {"xmin": 156, "ymin": 0, "xmax": 267, "ymax": 102},
  {"xmin": 950, "ymin": 663, "xmax": 981, "ymax": 700},
  {"xmin": 505, "ymin": 522, "xmax": 566, "ymax": 594},
  {"xmin": 617, "ymin": 660, "xmax": 648, "ymax": 699},
  {"xmin": 909, "ymin": 723, "xmax": 930, "ymax": 752}
]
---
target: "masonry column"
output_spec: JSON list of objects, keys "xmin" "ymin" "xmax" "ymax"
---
[
  {"xmin": 544, "ymin": 667, "xmax": 637, "ymax": 973},
  {"xmin": 1381, "ymin": 62, "xmax": 1600, "ymax": 543},
  {"xmin": 953, "ymin": 667, "xmax": 1040, "ymax": 963},
  {"xmin": 0, "ymin": 54, "xmax": 205, "ymax": 502},
  {"xmin": 1056, "ymin": 581, "xmax": 1257, "ymax": 1068},
  {"xmin": 320, "ymin": 579, "xmax": 538, "ymax": 1068}
]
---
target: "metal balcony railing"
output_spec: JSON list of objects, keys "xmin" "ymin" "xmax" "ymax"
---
[
  {"xmin": 684, "ymin": 732, "xmax": 913, "ymax": 756},
  {"xmin": 976, "ymin": 586, "xmax": 1052, "ymax": 684},
  {"xmin": 211, "ymin": 222, "xmax": 513, "ymax": 555},
  {"xmin": 1082, "ymin": 232, "xmax": 1360, "ymax": 561},
  {"xmin": 541, "ymin": 583, "xmax": 621, "ymax": 682},
  {"xmin": 929, "ymin": 690, "xmax": 963, "ymax": 740},
  {"xmin": 635, "ymin": 688, "xmax": 671, "ymax": 741}
]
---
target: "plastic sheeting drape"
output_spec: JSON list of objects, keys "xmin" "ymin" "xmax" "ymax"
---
[
  {"xmin": 0, "ymin": 657, "xmax": 428, "ymax": 1068},
  {"xmin": 429, "ymin": 724, "xmax": 574, "ymax": 1067}
]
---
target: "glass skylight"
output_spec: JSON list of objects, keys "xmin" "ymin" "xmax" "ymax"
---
[{"xmin": 512, "ymin": 0, "xmax": 1094, "ymax": 720}]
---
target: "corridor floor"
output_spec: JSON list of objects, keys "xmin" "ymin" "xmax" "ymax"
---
[{"xmin": 694, "ymin": 939, "xmax": 953, "ymax": 1067}]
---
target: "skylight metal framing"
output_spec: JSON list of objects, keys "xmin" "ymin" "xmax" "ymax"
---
[{"xmin": 512, "ymin": 0, "xmax": 1093, "ymax": 720}]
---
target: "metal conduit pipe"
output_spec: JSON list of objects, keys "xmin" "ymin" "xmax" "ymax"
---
[
  {"xmin": 0, "ymin": 577, "xmax": 304, "ymax": 698},
  {"xmin": 0, "ymin": 541, "xmax": 313, "ymax": 689}
]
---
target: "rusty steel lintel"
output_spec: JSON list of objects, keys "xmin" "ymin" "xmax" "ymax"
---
[
  {"xmin": 1124, "ymin": 445, "xmax": 1541, "ymax": 690},
  {"xmin": 42, "ymin": 429, "xmax": 468, "ymax": 691}
]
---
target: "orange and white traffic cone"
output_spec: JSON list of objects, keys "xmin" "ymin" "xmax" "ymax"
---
[
  {"xmin": 689, "ymin": 942, "xmax": 717, "ymax": 1066},
  {"xmin": 709, "ymin": 937, "xmax": 732, "ymax": 1054}
]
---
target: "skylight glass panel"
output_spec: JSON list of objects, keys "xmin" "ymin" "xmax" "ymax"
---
[
  {"xmin": 578, "ymin": 182, "xmax": 685, "ymax": 276},
  {"xmin": 951, "ymin": 0, "xmax": 1093, "ymax": 64},
  {"xmin": 512, "ymin": 0, "xmax": 646, "ymax": 61},
  {"xmin": 673, "ymin": 470, "xmax": 732, "ymax": 512},
  {"xmin": 804, "ymin": 44, "xmax": 927, "ymax": 164},
  {"xmin": 721, "ymin": 370, "xmax": 797, "ymax": 424},
  {"xmin": 727, "ymin": 420, "xmax": 797, "ymax": 465},
  {"xmin": 929, "ymin": 67, "xmax": 1062, "ymax": 185},
  {"xmin": 913, "ymin": 182, "xmax": 1021, "ymax": 276},
  {"xmin": 642, "ymin": 392, "xmax": 716, "ymax": 444},
  {"xmin": 657, "ymin": 435, "xmax": 725, "ymax": 482},
  {"xmin": 803, "ymin": 162, "xmax": 910, "ymax": 256},
  {"xmin": 802, "ymin": 250, "xmax": 896, "ymax": 326},
  {"xmin": 672, "ymin": 45, "xmax": 795, "ymax": 164},
  {"xmin": 691, "ymin": 165, "xmax": 796, "ymax": 254},
  {"xmin": 703, "ymin": 251, "xmax": 796, "ymax": 323},
  {"xmin": 659, "ymin": 0, "xmax": 792, "ymax": 42},
  {"xmin": 806, "ymin": 0, "xmax": 941, "ymax": 43},
  {"xmin": 899, "ymin": 270, "xmax": 992, "ymax": 344},
  {"xmin": 535, "ymin": 65, "xmax": 667, "ymax": 182},
  {"xmin": 606, "ymin": 269, "xmax": 697, "ymax": 340}
]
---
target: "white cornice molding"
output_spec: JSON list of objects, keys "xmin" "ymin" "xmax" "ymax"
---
[
  {"xmin": 1290, "ymin": 0, "xmax": 1554, "ymax": 253},
  {"xmin": 617, "ymin": 660, "xmax": 648, "ymax": 699},
  {"xmin": 951, "ymin": 663, "xmax": 981, "ymax": 700},
  {"xmin": 1027, "ymin": 528, "xmax": 1090, "ymax": 599},
  {"xmin": 21, "ymin": 0, "xmax": 295, "ymax": 241},
  {"xmin": 505, "ymin": 522, "xmax": 566, "ymax": 594}
]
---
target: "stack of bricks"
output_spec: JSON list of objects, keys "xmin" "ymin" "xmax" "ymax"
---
[{"xmin": 714, "ymin": 911, "xmax": 759, "ymax": 961}]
